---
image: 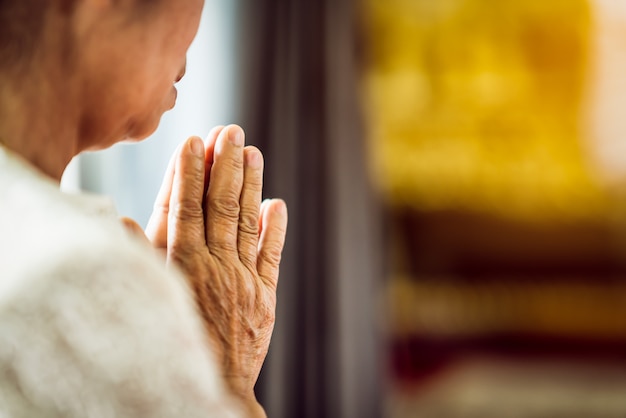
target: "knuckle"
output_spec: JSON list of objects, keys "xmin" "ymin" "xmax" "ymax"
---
[
  {"xmin": 170, "ymin": 201, "xmax": 204, "ymax": 223},
  {"xmin": 152, "ymin": 201, "xmax": 170, "ymax": 214},
  {"xmin": 245, "ymin": 177, "xmax": 263, "ymax": 192},
  {"xmin": 210, "ymin": 238, "xmax": 238, "ymax": 254},
  {"xmin": 239, "ymin": 251, "xmax": 256, "ymax": 268},
  {"xmin": 224, "ymin": 155, "xmax": 244, "ymax": 172},
  {"xmin": 262, "ymin": 245, "xmax": 283, "ymax": 267},
  {"xmin": 239, "ymin": 209, "xmax": 259, "ymax": 236},
  {"xmin": 209, "ymin": 194, "xmax": 240, "ymax": 220},
  {"xmin": 169, "ymin": 229, "xmax": 203, "ymax": 254}
]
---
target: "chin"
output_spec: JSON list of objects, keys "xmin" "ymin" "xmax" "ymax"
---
[
  {"xmin": 114, "ymin": 90, "xmax": 177, "ymax": 144},
  {"xmin": 125, "ymin": 114, "xmax": 167, "ymax": 143},
  {"xmin": 87, "ymin": 120, "xmax": 160, "ymax": 150}
]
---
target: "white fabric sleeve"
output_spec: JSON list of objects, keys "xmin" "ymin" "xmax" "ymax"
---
[{"xmin": 0, "ymin": 237, "xmax": 243, "ymax": 418}]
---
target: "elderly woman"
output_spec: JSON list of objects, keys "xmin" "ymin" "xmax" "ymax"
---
[{"xmin": 0, "ymin": 1, "xmax": 287, "ymax": 417}]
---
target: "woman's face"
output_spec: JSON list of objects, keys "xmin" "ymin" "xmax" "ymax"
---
[{"xmin": 77, "ymin": 0, "xmax": 205, "ymax": 150}]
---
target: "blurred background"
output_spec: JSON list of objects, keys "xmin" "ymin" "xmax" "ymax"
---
[{"xmin": 61, "ymin": 0, "xmax": 626, "ymax": 417}]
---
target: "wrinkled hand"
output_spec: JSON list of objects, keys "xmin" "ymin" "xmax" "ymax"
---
[{"xmin": 144, "ymin": 125, "xmax": 288, "ymax": 414}]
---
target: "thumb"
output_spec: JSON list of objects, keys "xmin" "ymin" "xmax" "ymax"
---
[
  {"xmin": 145, "ymin": 143, "xmax": 180, "ymax": 249},
  {"xmin": 120, "ymin": 217, "xmax": 150, "ymax": 245}
]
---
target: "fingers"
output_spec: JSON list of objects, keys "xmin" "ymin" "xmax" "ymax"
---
[
  {"xmin": 257, "ymin": 199, "xmax": 288, "ymax": 289},
  {"xmin": 203, "ymin": 125, "xmax": 224, "ymax": 197},
  {"xmin": 146, "ymin": 126, "xmax": 223, "ymax": 250},
  {"xmin": 205, "ymin": 125, "xmax": 245, "ymax": 255},
  {"xmin": 120, "ymin": 217, "xmax": 150, "ymax": 245},
  {"xmin": 238, "ymin": 146, "xmax": 264, "ymax": 268},
  {"xmin": 145, "ymin": 143, "xmax": 181, "ymax": 249},
  {"xmin": 167, "ymin": 136, "xmax": 207, "ymax": 262}
]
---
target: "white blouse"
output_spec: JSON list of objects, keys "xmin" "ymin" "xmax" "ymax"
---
[{"xmin": 0, "ymin": 146, "xmax": 241, "ymax": 417}]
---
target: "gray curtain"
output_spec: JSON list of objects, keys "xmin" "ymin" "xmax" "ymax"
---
[{"xmin": 235, "ymin": 1, "xmax": 384, "ymax": 417}]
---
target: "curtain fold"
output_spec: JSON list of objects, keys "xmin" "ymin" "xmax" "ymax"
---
[{"xmin": 236, "ymin": 1, "xmax": 383, "ymax": 417}]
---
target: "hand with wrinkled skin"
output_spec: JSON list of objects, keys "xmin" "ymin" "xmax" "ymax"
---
[{"xmin": 143, "ymin": 125, "xmax": 288, "ymax": 417}]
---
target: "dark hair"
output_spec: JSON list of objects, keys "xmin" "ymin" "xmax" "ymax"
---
[
  {"xmin": 0, "ymin": 0, "xmax": 50, "ymax": 72},
  {"xmin": 0, "ymin": 0, "xmax": 160, "ymax": 73},
  {"xmin": 0, "ymin": 0, "xmax": 80, "ymax": 71}
]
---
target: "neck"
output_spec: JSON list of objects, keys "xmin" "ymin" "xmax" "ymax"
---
[
  {"xmin": 0, "ymin": 77, "xmax": 80, "ymax": 182},
  {"xmin": 0, "ymin": 20, "xmax": 81, "ymax": 182}
]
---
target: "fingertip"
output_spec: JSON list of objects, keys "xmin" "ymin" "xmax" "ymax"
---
[
  {"xmin": 260, "ymin": 199, "xmax": 288, "ymax": 221},
  {"xmin": 171, "ymin": 139, "xmax": 185, "ymax": 160},
  {"xmin": 244, "ymin": 146, "xmax": 263, "ymax": 169},
  {"xmin": 261, "ymin": 199, "xmax": 288, "ymax": 236},
  {"xmin": 226, "ymin": 124, "xmax": 245, "ymax": 147},
  {"xmin": 259, "ymin": 197, "xmax": 270, "ymax": 218},
  {"xmin": 271, "ymin": 198, "xmax": 288, "ymax": 218},
  {"xmin": 189, "ymin": 136, "xmax": 204, "ymax": 157},
  {"xmin": 205, "ymin": 125, "xmax": 224, "ymax": 148},
  {"xmin": 204, "ymin": 127, "xmax": 223, "ymax": 176},
  {"xmin": 120, "ymin": 217, "xmax": 150, "ymax": 244},
  {"xmin": 206, "ymin": 125, "xmax": 225, "ymax": 141}
]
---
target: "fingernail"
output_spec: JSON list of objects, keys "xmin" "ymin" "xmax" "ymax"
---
[
  {"xmin": 275, "ymin": 199, "xmax": 287, "ymax": 216},
  {"xmin": 228, "ymin": 126, "xmax": 244, "ymax": 146},
  {"xmin": 246, "ymin": 149, "xmax": 262, "ymax": 168},
  {"xmin": 190, "ymin": 137, "xmax": 204, "ymax": 157}
]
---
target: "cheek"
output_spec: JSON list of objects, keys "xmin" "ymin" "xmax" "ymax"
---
[
  {"xmin": 85, "ymin": 84, "xmax": 174, "ymax": 147},
  {"xmin": 125, "ymin": 85, "xmax": 177, "ymax": 140}
]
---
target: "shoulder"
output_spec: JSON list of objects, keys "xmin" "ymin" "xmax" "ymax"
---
[
  {"xmin": 0, "ymin": 237, "xmax": 243, "ymax": 417},
  {"xmin": 0, "ymin": 152, "xmax": 153, "ymax": 300},
  {"xmin": 0, "ymin": 147, "xmax": 194, "ymax": 341},
  {"xmin": 0, "ymin": 157, "xmax": 243, "ymax": 417}
]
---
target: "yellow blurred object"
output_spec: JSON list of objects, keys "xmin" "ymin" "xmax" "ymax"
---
[
  {"xmin": 388, "ymin": 276, "xmax": 626, "ymax": 339},
  {"xmin": 362, "ymin": 0, "xmax": 613, "ymax": 221}
]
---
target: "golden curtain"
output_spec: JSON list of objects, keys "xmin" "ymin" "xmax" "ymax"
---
[{"xmin": 362, "ymin": 0, "xmax": 614, "ymax": 221}]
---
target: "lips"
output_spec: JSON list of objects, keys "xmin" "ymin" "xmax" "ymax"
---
[{"xmin": 167, "ymin": 86, "xmax": 178, "ymax": 110}]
